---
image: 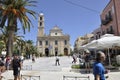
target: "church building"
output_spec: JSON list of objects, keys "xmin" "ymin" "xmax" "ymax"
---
[{"xmin": 37, "ymin": 13, "xmax": 70, "ymax": 56}]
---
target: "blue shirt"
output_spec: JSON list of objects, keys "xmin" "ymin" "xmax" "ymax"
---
[{"xmin": 93, "ymin": 62, "xmax": 105, "ymax": 80}]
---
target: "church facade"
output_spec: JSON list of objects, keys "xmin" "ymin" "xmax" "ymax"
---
[{"xmin": 37, "ymin": 13, "xmax": 70, "ymax": 56}]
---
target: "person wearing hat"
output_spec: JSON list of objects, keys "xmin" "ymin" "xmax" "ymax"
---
[{"xmin": 84, "ymin": 49, "xmax": 91, "ymax": 73}]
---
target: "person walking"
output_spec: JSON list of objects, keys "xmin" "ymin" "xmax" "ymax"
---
[
  {"xmin": 84, "ymin": 49, "xmax": 91, "ymax": 73},
  {"xmin": 11, "ymin": 54, "xmax": 22, "ymax": 80},
  {"xmin": 93, "ymin": 51, "xmax": 108, "ymax": 80},
  {"xmin": 72, "ymin": 53, "xmax": 77, "ymax": 64},
  {"xmin": 55, "ymin": 56, "xmax": 60, "ymax": 66},
  {"xmin": 32, "ymin": 54, "xmax": 35, "ymax": 63},
  {"xmin": 5, "ymin": 55, "xmax": 11, "ymax": 70}
]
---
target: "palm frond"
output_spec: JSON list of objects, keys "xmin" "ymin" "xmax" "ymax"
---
[
  {"xmin": 26, "ymin": 9, "xmax": 37, "ymax": 19},
  {"xmin": 0, "ymin": 16, "xmax": 7, "ymax": 28}
]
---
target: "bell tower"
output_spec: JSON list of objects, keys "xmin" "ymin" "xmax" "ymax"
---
[{"xmin": 38, "ymin": 13, "xmax": 45, "ymax": 37}]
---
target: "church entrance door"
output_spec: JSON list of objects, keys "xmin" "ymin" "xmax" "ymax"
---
[
  {"xmin": 64, "ymin": 48, "xmax": 68, "ymax": 56},
  {"xmin": 45, "ymin": 48, "xmax": 49, "ymax": 56}
]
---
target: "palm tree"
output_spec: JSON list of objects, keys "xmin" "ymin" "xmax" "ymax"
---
[
  {"xmin": 0, "ymin": 0, "xmax": 37, "ymax": 56},
  {"xmin": 14, "ymin": 37, "xmax": 25, "ymax": 55},
  {"xmin": 0, "ymin": 27, "xmax": 25, "ymax": 56},
  {"xmin": 25, "ymin": 40, "xmax": 33, "ymax": 58},
  {"xmin": 0, "ymin": 41, "xmax": 5, "ymax": 54},
  {"xmin": 0, "ymin": 27, "xmax": 8, "ymax": 50}
]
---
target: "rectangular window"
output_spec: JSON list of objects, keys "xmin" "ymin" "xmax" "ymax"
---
[
  {"xmin": 108, "ymin": 11, "xmax": 112, "ymax": 17},
  {"xmin": 109, "ymin": 25, "xmax": 114, "ymax": 34},
  {"xmin": 106, "ymin": 28, "xmax": 109, "ymax": 33},
  {"xmin": 105, "ymin": 14, "xmax": 108, "ymax": 20},
  {"xmin": 55, "ymin": 40, "xmax": 58, "ymax": 45},
  {"xmin": 64, "ymin": 40, "xmax": 67, "ymax": 45},
  {"xmin": 39, "ymin": 41, "xmax": 42, "ymax": 45},
  {"xmin": 46, "ymin": 41, "xmax": 48, "ymax": 45},
  {"xmin": 110, "ymin": 26, "xmax": 113, "ymax": 31},
  {"xmin": 108, "ymin": 10, "xmax": 112, "ymax": 20}
]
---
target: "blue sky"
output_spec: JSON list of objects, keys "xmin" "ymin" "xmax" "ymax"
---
[{"xmin": 20, "ymin": 0, "xmax": 110, "ymax": 46}]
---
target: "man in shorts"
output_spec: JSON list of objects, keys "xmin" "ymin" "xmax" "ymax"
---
[{"xmin": 11, "ymin": 54, "xmax": 22, "ymax": 80}]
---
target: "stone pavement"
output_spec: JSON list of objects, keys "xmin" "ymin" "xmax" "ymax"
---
[{"xmin": 1, "ymin": 56, "xmax": 120, "ymax": 80}]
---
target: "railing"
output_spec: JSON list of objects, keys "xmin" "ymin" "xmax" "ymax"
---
[
  {"xmin": 21, "ymin": 75, "xmax": 40, "ymax": 80},
  {"xmin": 63, "ymin": 75, "xmax": 90, "ymax": 80},
  {"xmin": 22, "ymin": 65, "xmax": 32, "ymax": 70}
]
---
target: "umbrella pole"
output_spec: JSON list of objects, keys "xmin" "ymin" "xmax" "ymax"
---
[
  {"xmin": 108, "ymin": 48, "xmax": 112, "ymax": 68},
  {"xmin": 95, "ymin": 49, "xmax": 97, "ymax": 59}
]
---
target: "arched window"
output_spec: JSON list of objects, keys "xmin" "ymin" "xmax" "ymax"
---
[
  {"xmin": 40, "ymin": 17, "xmax": 42, "ymax": 20},
  {"xmin": 46, "ymin": 41, "xmax": 48, "ymax": 45},
  {"xmin": 40, "ymin": 22, "xmax": 42, "ymax": 26}
]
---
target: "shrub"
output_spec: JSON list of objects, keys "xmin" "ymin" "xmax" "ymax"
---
[
  {"xmin": 58, "ymin": 54, "xmax": 64, "ymax": 56},
  {"xmin": 50, "ymin": 54, "xmax": 54, "ymax": 57},
  {"xmin": 71, "ymin": 65, "xmax": 80, "ymax": 69},
  {"xmin": 112, "ymin": 62, "xmax": 120, "ymax": 67}
]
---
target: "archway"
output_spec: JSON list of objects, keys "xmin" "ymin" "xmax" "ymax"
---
[
  {"xmin": 55, "ymin": 48, "xmax": 58, "ymax": 56},
  {"xmin": 64, "ymin": 48, "xmax": 68, "ymax": 56},
  {"xmin": 45, "ymin": 48, "xmax": 49, "ymax": 57}
]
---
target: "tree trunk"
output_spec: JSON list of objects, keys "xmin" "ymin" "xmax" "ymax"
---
[
  {"xmin": 7, "ymin": 29, "xmax": 14, "ymax": 57},
  {"xmin": 7, "ymin": 17, "xmax": 16, "ymax": 57}
]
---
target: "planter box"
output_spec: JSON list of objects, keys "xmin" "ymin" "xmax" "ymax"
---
[{"xmin": 70, "ymin": 69, "xmax": 93, "ymax": 73}]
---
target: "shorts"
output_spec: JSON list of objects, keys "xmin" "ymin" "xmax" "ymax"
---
[
  {"xmin": 85, "ymin": 62, "xmax": 90, "ymax": 68},
  {"xmin": 13, "ymin": 68, "xmax": 20, "ymax": 76}
]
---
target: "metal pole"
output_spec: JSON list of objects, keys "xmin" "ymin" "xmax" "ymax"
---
[
  {"xmin": 63, "ymin": 76, "xmax": 65, "ymax": 80},
  {"xmin": 30, "ymin": 76, "xmax": 31, "ymax": 80},
  {"xmin": 75, "ymin": 77, "xmax": 77, "ymax": 80},
  {"xmin": 21, "ymin": 75, "xmax": 22, "ymax": 80},
  {"xmin": 95, "ymin": 49, "xmax": 97, "ymax": 59},
  {"xmin": 108, "ymin": 48, "xmax": 111, "ymax": 68}
]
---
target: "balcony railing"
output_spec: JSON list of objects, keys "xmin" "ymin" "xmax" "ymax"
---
[{"xmin": 101, "ymin": 15, "xmax": 112, "ymax": 25}]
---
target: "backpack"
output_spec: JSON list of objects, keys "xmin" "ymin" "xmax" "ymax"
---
[
  {"xmin": 85, "ymin": 55, "xmax": 90, "ymax": 62},
  {"xmin": 0, "ymin": 60, "xmax": 4, "ymax": 66}
]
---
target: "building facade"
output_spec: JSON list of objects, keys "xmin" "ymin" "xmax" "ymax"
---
[
  {"xmin": 74, "ymin": 34, "xmax": 94, "ymax": 53},
  {"xmin": 74, "ymin": 36, "xmax": 85, "ymax": 53},
  {"xmin": 92, "ymin": 0, "xmax": 120, "ymax": 39},
  {"xmin": 37, "ymin": 13, "xmax": 70, "ymax": 56},
  {"xmin": 92, "ymin": 27, "xmax": 102, "ymax": 40}
]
